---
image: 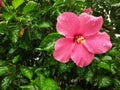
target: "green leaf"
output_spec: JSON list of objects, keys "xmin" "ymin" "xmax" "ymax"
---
[
  {"xmin": 9, "ymin": 27, "xmax": 19, "ymax": 43},
  {"xmin": 33, "ymin": 72, "xmax": 46, "ymax": 89},
  {"xmin": 30, "ymin": 29, "xmax": 42, "ymax": 40},
  {"xmin": 98, "ymin": 76, "xmax": 112, "ymax": 88},
  {"xmin": 113, "ymin": 79, "xmax": 120, "ymax": 89},
  {"xmin": 37, "ymin": 33, "xmax": 61, "ymax": 51},
  {"xmin": 23, "ymin": 1, "xmax": 38, "ymax": 14},
  {"xmin": 102, "ymin": 56, "xmax": 112, "ymax": 61},
  {"xmin": 1, "ymin": 76, "xmax": 14, "ymax": 90},
  {"xmin": 98, "ymin": 62, "xmax": 117, "ymax": 74},
  {"xmin": 33, "ymin": 72, "xmax": 59, "ymax": 90},
  {"xmin": 0, "ymin": 21, "xmax": 7, "ymax": 33},
  {"xmin": 112, "ymin": 3, "xmax": 120, "ymax": 7},
  {"xmin": 98, "ymin": 62, "xmax": 110, "ymax": 71},
  {"xmin": 41, "ymin": 78, "xmax": 59, "ymax": 90},
  {"xmin": 12, "ymin": 0, "xmax": 25, "ymax": 9},
  {"xmin": 20, "ymin": 84, "xmax": 39, "ymax": 90},
  {"xmin": 43, "ymin": 70, "xmax": 50, "ymax": 77},
  {"xmin": 53, "ymin": 0, "xmax": 64, "ymax": 7},
  {"xmin": 108, "ymin": 47, "xmax": 119, "ymax": 56},
  {"xmin": 12, "ymin": 55, "xmax": 20, "ymax": 63},
  {"xmin": 0, "ymin": 66, "xmax": 9, "ymax": 76},
  {"xmin": 3, "ymin": 12, "xmax": 16, "ymax": 22},
  {"xmin": 20, "ymin": 66, "xmax": 33, "ymax": 80},
  {"xmin": 0, "ymin": 60, "xmax": 7, "ymax": 66},
  {"xmin": 19, "ymin": 30, "xmax": 32, "ymax": 50},
  {"xmin": 59, "ymin": 63, "xmax": 74, "ymax": 73},
  {"xmin": 8, "ymin": 47, "xmax": 17, "ymax": 54},
  {"xmin": 85, "ymin": 70, "xmax": 94, "ymax": 83},
  {"xmin": 110, "ymin": 63, "xmax": 117, "ymax": 74},
  {"xmin": 39, "ymin": 22, "xmax": 51, "ymax": 28}
]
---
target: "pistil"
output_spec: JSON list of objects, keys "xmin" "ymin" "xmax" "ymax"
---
[{"xmin": 74, "ymin": 35, "xmax": 86, "ymax": 44}]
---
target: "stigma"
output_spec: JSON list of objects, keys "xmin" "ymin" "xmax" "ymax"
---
[{"xmin": 74, "ymin": 35, "xmax": 86, "ymax": 44}]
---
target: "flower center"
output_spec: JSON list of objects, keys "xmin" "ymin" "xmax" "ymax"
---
[{"xmin": 74, "ymin": 35, "xmax": 86, "ymax": 44}]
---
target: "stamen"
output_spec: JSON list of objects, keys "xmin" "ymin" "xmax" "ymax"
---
[{"xmin": 74, "ymin": 35, "xmax": 86, "ymax": 44}]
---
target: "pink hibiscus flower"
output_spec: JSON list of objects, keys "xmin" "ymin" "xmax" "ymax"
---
[
  {"xmin": 83, "ymin": 8, "xmax": 92, "ymax": 14},
  {"xmin": 53, "ymin": 12, "xmax": 112, "ymax": 67},
  {"xmin": 0, "ymin": 0, "xmax": 4, "ymax": 8}
]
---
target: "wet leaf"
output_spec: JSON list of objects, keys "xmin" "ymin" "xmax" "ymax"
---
[
  {"xmin": 102, "ymin": 56, "xmax": 112, "ymax": 61},
  {"xmin": 113, "ymin": 78, "xmax": 120, "ymax": 89},
  {"xmin": 39, "ymin": 22, "xmax": 51, "ymax": 28},
  {"xmin": 41, "ymin": 78, "xmax": 59, "ymax": 90},
  {"xmin": 98, "ymin": 62, "xmax": 110, "ymax": 71},
  {"xmin": 9, "ymin": 27, "xmax": 19, "ymax": 43},
  {"xmin": 99, "ymin": 76, "xmax": 112, "ymax": 88},
  {"xmin": 12, "ymin": 0, "xmax": 24, "ymax": 9},
  {"xmin": 0, "ymin": 66, "xmax": 9, "ymax": 76},
  {"xmin": 59, "ymin": 63, "xmax": 74, "ymax": 73},
  {"xmin": 37, "ymin": 33, "xmax": 61, "ymax": 51},
  {"xmin": 33, "ymin": 72, "xmax": 46, "ymax": 89},
  {"xmin": 23, "ymin": 1, "xmax": 38, "ymax": 14},
  {"xmin": 12, "ymin": 55, "xmax": 20, "ymax": 63},
  {"xmin": 1, "ymin": 76, "xmax": 14, "ymax": 90},
  {"xmin": 20, "ymin": 84, "xmax": 39, "ymax": 90},
  {"xmin": 20, "ymin": 66, "xmax": 33, "ymax": 80},
  {"xmin": 85, "ymin": 70, "xmax": 94, "ymax": 83}
]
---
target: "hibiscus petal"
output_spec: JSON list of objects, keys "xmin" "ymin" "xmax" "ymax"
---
[
  {"xmin": 53, "ymin": 38, "xmax": 75, "ymax": 63},
  {"xmin": 71, "ymin": 44, "xmax": 94, "ymax": 67},
  {"xmin": 83, "ymin": 8, "xmax": 92, "ymax": 14},
  {"xmin": 79, "ymin": 13, "xmax": 103, "ymax": 36},
  {"xmin": 84, "ymin": 32, "xmax": 112, "ymax": 54},
  {"xmin": 56, "ymin": 12, "xmax": 81, "ymax": 38},
  {"xmin": 0, "ymin": 0, "xmax": 4, "ymax": 7}
]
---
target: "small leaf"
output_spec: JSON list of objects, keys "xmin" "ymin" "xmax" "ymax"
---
[
  {"xmin": 12, "ymin": 55, "xmax": 20, "ymax": 63},
  {"xmin": 39, "ymin": 22, "xmax": 51, "ymax": 28},
  {"xmin": 3, "ymin": 12, "xmax": 16, "ymax": 22},
  {"xmin": 1, "ymin": 76, "xmax": 14, "ymax": 90},
  {"xmin": 37, "ymin": 33, "xmax": 61, "ymax": 51},
  {"xmin": 0, "ymin": 21, "xmax": 7, "ymax": 33},
  {"xmin": 112, "ymin": 3, "xmax": 120, "ymax": 7},
  {"xmin": 43, "ymin": 70, "xmax": 50, "ymax": 77},
  {"xmin": 42, "ymin": 78, "xmax": 59, "ymax": 90},
  {"xmin": 33, "ymin": 72, "xmax": 46, "ymax": 89},
  {"xmin": 113, "ymin": 78, "xmax": 120, "ymax": 89},
  {"xmin": 0, "ymin": 66, "xmax": 9, "ymax": 76},
  {"xmin": 98, "ymin": 62, "xmax": 110, "ymax": 71},
  {"xmin": 8, "ymin": 47, "xmax": 17, "ymax": 54},
  {"xmin": 110, "ymin": 63, "xmax": 117, "ymax": 74},
  {"xmin": 53, "ymin": 0, "xmax": 64, "ymax": 7},
  {"xmin": 12, "ymin": 0, "xmax": 24, "ymax": 9},
  {"xmin": 23, "ymin": 1, "xmax": 38, "ymax": 14},
  {"xmin": 102, "ymin": 56, "xmax": 112, "ymax": 61},
  {"xmin": 59, "ymin": 63, "xmax": 74, "ymax": 73},
  {"xmin": 85, "ymin": 70, "xmax": 94, "ymax": 83},
  {"xmin": 0, "ymin": 60, "xmax": 7, "ymax": 66},
  {"xmin": 20, "ymin": 66, "xmax": 33, "ymax": 80},
  {"xmin": 19, "ymin": 30, "xmax": 32, "ymax": 50},
  {"xmin": 9, "ymin": 27, "xmax": 19, "ymax": 43},
  {"xmin": 20, "ymin": 84, "xmax": 39, "ymax": 90},
  {"xmin": 99, "ymin": 76, "xmax": 112, "ymax": 88},
  {"xmin": 30, "ymin": 29, "xmax": 42, "ymax": 40},
  {"xmin": 108, "ymin": 47, "xmax": 119, "ymax": 56}
]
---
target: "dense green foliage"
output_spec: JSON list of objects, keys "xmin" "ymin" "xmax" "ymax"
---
[{"xmin": 0, "ymin": 0, "xmax": 120, "ymax": 90}]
